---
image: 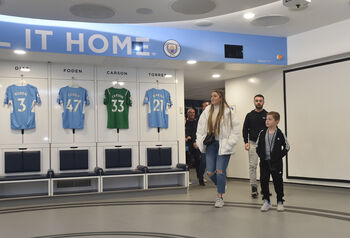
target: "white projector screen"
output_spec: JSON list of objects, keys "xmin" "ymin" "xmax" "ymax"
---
[{"xmin": 285, "ymin": 59, "xmax": 350, "ymax": 182}]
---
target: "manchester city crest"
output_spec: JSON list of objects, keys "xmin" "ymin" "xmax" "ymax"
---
[{"xmin": 163, "ymin": 40, "xmax": 181, "ymax": 58}]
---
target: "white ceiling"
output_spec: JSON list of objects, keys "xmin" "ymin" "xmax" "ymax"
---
[
  {"xmin": 0, "ymin": 0, "xmax": 276, "ymax": 24},
  {"xmin": 0, "ymin": 0, "xmax": 348, "ymax": 37},
  {"xmin": 0, "ymin": 0, "xmax": 348, "ymax": 100},
  {"xmin": 149, "ymin": 0, "xmax": 350, "ymax": 37}
]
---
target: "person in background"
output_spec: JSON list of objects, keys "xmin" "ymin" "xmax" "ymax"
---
[
  {"xmin": 256, "ymin": 111, "xmax": 290, "ymax": 212},
  {"xmin": 196, "ymin": 90, "xmax": 240, "ymax": 207},
  {"xmin": 242, "ymin": 94, "xmax": 268, "ymax": 198},
  {"xmin": 193, "ymin": 101, "xmax": 210, "ymax": 185},
  {"xmin": 199, "ymin": 101, "xmax": 210, "ymax": 119},
  {"xmin": 186, "ymin": 108, "xmax": 205, "ymax": 185}
]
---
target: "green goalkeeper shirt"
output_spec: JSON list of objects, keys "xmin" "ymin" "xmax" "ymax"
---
[{"xmin": 104, "ymin": 87, "xmax": 132, "ymax": 129}]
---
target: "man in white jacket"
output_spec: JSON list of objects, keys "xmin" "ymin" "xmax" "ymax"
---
[{"xmin": 196, "ymin": 90, "xmax": 240, "ymax": 208}]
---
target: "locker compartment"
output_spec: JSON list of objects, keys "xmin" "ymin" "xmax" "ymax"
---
[
  {"xmin": 5, "ymin": 151, "xmax": 41, "ymax": 173},
  {"xmin": 60, "ymin": 150, "xmax": 88, "ymax": 171},
  {"xmin": 105, "ymin": 149, "xmax": 132, "ymax": 168},
  {"xmin": 147, "ymin": 147, "xmax": 172, "ymax": 167},
  {"xmin": 4, "ymin": 152, "xmax": 22, "ymax": 173},
  {"xmin": 23, "ymin": 151, "xmax": 41, "ymax": 172},
  {"xmin": 160, "ymin": 148, "xmax": 172, "ymax": 166},
  {"xmin": 147, "ymin": 148, "xmax": 161, "ymax": 166}
]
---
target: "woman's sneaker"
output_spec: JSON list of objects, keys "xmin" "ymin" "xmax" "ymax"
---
[
  {"xmin": 277, "ymin": 202, "xmax": 285, "ymax": 212},
  {"xmin": 260, "ymin": 200, "xmax": 272, "ymax": 212},
  {"xmin": 214, "ymin": 196, "xmax": 224, "ymax": 208}
]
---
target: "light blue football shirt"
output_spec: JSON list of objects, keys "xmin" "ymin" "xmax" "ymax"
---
[
  {"xmin": 4, "ymin": 84, "xmax": 41, "ymax": 130},
  {"xmin": 57, "ymin": 86, "xmax": 90, "ymax": 129},
  {"xmin": 143, "ymin": 88, "xmax": 172, "ymax": 128}
]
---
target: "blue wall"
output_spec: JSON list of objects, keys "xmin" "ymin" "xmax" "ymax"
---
[{"xmin": 0, "ymin": 15, "xmax": 287, "ymax": 65}]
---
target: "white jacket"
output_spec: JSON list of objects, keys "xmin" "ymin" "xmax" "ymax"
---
[{"xmin": 196, "ymin": 105, "xmax": 240, "ymax": 155}]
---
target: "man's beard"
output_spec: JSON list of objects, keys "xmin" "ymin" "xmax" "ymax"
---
[{"xmin": 255, "ymin": 105, "xmax": 263, "ymax": 110}]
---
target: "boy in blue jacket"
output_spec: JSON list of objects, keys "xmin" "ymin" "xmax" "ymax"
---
[{"xmin": 256, "ymin": 111, "xmax": 290, "ymax": 212}]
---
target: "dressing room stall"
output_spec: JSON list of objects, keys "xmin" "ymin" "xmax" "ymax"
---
[
  {"xmin": 96, "ymin": 66, "xmax": 143, "ymax": 192},
  {"xmin": 138, "ymin": 69, "xmax": 187, "ymax": 189},
  {"xmin": 50, "ymin": 63, "xmax": 99, "ymax": 195},
  {"xmin": 0, "ymin": 61, "xmax": 50, "ymax": 198}
]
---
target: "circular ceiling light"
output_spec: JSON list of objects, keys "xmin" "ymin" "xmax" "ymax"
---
[
  {"xmin": 212, "ymin": 74, "xmax": 221, "ymax": 78},
  {"xmin": 136, "ymin": 8, "xmax": 153, "ymax": 15},
  {"xmin": 251, "ymin": 16, "xmax": 289, "ymax": 27},
  {"xmin": 170, "ymin": 0, "xmax": 216, "ymax": 15},
  {"xmin": 20, "ymin": 68, "xmax": 31, "ymax": 72},
  {"xmin": 70, "ymin": 4, "xmax": 115, "ymax": 19},
  {"xmin": 195, "ymin": 20, "xmax": 213, "ymax": 27},
  {"xmin": 14, "ymin": 50, "xmax": 26, "ymax": 55},
  {"xmin": 187, "ymin": 60, "xmax": 197, "ymax": 64},
  {"xmin": 243, "ymin": 12, "xmax": 255, "ymax": 20}
]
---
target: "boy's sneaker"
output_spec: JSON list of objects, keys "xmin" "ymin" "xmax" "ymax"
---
[
  {"xmin": 260, "ymin": 200, "xmax": 272, "ymax": 212},
  {"xmin": 277, "ymin": 202, "xmax": 284, "ymax": 212},
  {"xmin": 214, "ymin": 196, "xmax": 224, "ymax": 208}
]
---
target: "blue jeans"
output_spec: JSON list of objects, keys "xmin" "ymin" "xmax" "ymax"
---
[{"xmin": 205, "ymin": 140, "xmax": 230, "ymax": 194}]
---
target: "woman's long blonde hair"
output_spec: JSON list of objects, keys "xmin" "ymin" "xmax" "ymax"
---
[{"xmin": 207, "ymin": 89, "xmax": 232, "ymax": 135}]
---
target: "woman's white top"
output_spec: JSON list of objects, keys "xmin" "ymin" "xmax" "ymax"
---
[{"xmin": 196, "ymin": 105, "xmax": 240, "ymax": 155}]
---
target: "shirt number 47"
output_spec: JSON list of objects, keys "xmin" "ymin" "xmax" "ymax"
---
[{"xmin": 66, "ymin": 99, "xmax": 81, "ymax": 112}]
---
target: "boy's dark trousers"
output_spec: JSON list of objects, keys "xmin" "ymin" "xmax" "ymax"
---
[{"xmin": 260, "ymin": 160, "xmax": 284, "ymax": 202}]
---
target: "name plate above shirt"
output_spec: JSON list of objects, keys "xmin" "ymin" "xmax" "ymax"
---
[
  {"xmin": 138, "ymin": 69, "xmax": 176, "ymax": 83},
  {"xmin": 51, "ymin": 64, "xmax": 93, "ymax": 80},
  {"xmin": 97, "ymin": 66, "xmax": 136, "ymax": 81},
  {"xmin": 0, "ymin": 61, "xmax": 47, "ymax": 78}
]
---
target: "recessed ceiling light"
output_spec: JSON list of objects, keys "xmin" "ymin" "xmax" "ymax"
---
[
  {"xmin": 171, "ymin": 0, "xmax": 216, "ymax": 15},
  {"xmin": 14, "ymin": 50, "xmax": 26, "ymax": 55},
  {"xmin": 248, "ymin": 78, "xmax": 258, "ymax": 84},
  {"xmin": 243, "ymin": 12, "xmax": 255, "ymax": 20},
  {"xmin": 165, "ymin": 74, "xmax": 173, "ymax": 78},
  {"xmin": 136, "ymin": 8, "xmax": 153, "ymax": 15},
  {"xmin": 70, "ymin": 3, "xmax": 115, "ymax": 19},
  {"xmin": 195, "ymin": 20, "xmax": 213, "ymax": 27},
  {"xmin": 251, "ymin": 16, "xmax": 289, "ymax": 27},
  {"xmin": 20, "ymin": 68, "xmax": 31, "ymax": 72},
  {"xmin": 187, "ymin": 60, "xmax": 197, "ymax": 64},
  {"xmin": 212, "ymin": 74, "xmax": 220, "ymax": 78}
]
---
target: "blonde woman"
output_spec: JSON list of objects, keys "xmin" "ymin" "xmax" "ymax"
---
[{"xmin": 196, "ymin": 90, "xmax": 240, "ymax": 207}]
